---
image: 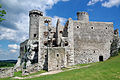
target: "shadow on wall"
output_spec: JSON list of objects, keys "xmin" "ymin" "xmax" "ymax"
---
[
  {"xmin": 110, "ymin": 29, "xmax": 120, "ymax": 57},
  {"xmin": 43, "ymin": 50, "xmax": 48, "ymax": 71}
]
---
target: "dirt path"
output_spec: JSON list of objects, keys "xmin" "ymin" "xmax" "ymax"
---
[
  {"xmin": 13, "ymin": 65, "xmax": 90, "ymax": 79},
  {"xmin": 13, "ymin": 70, "xmax": 63, "ymax": 79}
]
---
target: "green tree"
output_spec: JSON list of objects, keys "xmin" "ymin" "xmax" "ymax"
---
[{"xmin": 0, "ymin": 4, "xmax": 6, "ymax": 22}]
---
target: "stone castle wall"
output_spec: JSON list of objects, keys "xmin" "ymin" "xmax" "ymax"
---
[
  {"xmin": 73, "ymin": 21, "xmax": 114, "ymax": 64},
  {"xmin": 17, "ymin": 10, "xmax": 117, "ymax": 72},
  {"xmin": 66, "ymin": 18, "xmax": 75, "ymax": 66},
  {"xmin": 38, "ymin": 48, "xmax": 48, "ymax": 70},
  {"xmin": 48, "ymin": 47, "xmax": 66, "ymax": 71}
]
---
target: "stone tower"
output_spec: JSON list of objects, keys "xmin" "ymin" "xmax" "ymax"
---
[
  {"xmin": 29, "ymin": 10, "xmax": 43, "ymax": 40},
  {"xmin": 77, "ymin": 12, "xmax": 89, "ymax": 23}
]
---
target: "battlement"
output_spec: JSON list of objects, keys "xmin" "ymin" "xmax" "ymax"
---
[
  {"xmin": 77, "ymin": 11, "xmax": 89, "ymax": 22},
  {"xmin": 29, "ymin": 10, "xmax": 43, "ymax": 16},
  {"xmin": 77, "ymin": 12, "xmax": 89, "ymax": 15}
]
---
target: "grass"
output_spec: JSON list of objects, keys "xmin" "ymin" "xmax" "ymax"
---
[
  {"xmin": 62, "ymin": 63, "xmax": 90, "ymax": 71},
  {"xmin": 13, "ymin": 70, "xmax": 46, "ymax": 77},
  {"xmin": 14, "ymin": 71, "xmax": 22, "ymax": 77},
  {"xmin": 1, "ymin": 54, "xmax": 120, "ymax": 80}
]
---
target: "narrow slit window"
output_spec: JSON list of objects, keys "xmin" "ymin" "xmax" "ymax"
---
[
  {"xmin": 34, "ymin": 34, "xmax": 37, "ymax": 37},
  {"xmin": 77, "ymin": 26, "xmax": 79, "ymax": 28},
  {"xmin": 57, "ymin": 54, "xmax": 59, "ymax": 57},
  {"xmin": 91, "ymin": 27, "xmax": 94, "ymax": 29}
]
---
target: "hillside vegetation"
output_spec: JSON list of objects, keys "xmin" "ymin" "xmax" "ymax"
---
[
  {"xmin": 1, "ymin": 54, "xmax": 120, "ymax": 80},
  {"xmin": 0, "ymin": 60, "xmax": 16, "ymax": 68}
]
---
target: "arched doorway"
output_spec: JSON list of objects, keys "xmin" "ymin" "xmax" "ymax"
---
[{"xmin": 99, "ymin": 56, "xmax": 103, "ymax": 61}]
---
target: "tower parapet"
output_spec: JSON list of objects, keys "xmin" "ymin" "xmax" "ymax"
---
[
  {"xmin": 77, "ymin": 12, "xmax": 89, "ymax": 23},
  {"xmin": 29, "ymin": 10, "xmax": 43, "ymax": 39},
  {"xmin": 29, "ymin": 10, "xmax": 43, "ymax": 16}
]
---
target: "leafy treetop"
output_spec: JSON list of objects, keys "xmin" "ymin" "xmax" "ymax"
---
[{"xmin": 0, "ymin": 4, "xmax": 6, "ymax": 22}]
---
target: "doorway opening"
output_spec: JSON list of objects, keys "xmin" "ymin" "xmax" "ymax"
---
[{"xmin": 99, "ymin": 56, "xmax": 103, "ymax": 61}]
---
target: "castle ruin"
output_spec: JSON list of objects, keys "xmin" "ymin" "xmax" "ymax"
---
[{"xmin": 14, "ymin": 10, "xmax": 119, "ymax": 75}]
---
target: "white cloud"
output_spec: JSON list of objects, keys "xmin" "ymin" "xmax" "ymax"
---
[
  {"xmin": 102, "ymin": 0, "xmax": 120, "ymax": 8},
  {"xmin": 8, "ymin": 44, "xmax": 20, "ymax": 49},
  {"xmin": 87, "ymin": 0, "xmax": 120, "ymax": 8},
  {"xmin": 0, "ymin": 0, "xmax": 68, "ymax": 13},
  {"xmin": 10, "ymin": 49, "xmax": 17, "ymax": 53},
  {"xmin": 8, "ymin": 44, "xmax": 19, "ymax": 53},
  {"xmin": 52, "ymin": 16, "xmax": 67, "ymax": 26},
  {"xmin": 0, "ymin": 26, "xmax": 28, "ymax": 42},
  {"xmin": 0, "ymin": 27, "xmax": 16, "ymax": 40},
  {"xmin": 0, "ymin": 0, "xmax": 70, "ymax": 59},
  {"xmin": 87, "ymin": 0, "xmax": 103, "ymax": 6},
  {"xmin": 0, "ymin": 0, "xmax": 69, "ymax": 43}
]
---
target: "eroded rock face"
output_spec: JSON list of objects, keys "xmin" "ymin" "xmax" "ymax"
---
[
  {"xmin": 14, "ymin": 58, "xmax": 22, "ymax": 72},
  {"xmin": 22, "ymin": 63, "xmax": 38, "ymax": 76},
  {"xmin": 23, "ymin": 40, "xmax": 39, "ymax": 68},
  {"xmin": 110, "ymin": 29, "xmax": 120, "ymax": 56}
]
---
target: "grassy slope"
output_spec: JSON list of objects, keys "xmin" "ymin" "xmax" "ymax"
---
[
  {"xmin": 25, "ymin": 55, "xmax": 120, "ymax": 80},
  {"xmin": 14, "ymin": 70, "xmax": 46, "ymax": 77},
  {"xmin": 1, "ymin": 55, "xmax": 120, "ymax": 80}
]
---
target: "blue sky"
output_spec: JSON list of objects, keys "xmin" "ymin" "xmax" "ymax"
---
[{"xmin": 0, "ymin": 0, "xmax": 120, "ymax": 60}]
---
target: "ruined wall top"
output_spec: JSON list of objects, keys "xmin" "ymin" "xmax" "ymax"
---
[
  {"xmin": 29, "ymin": 10, "xmax": 43, "ymax": 16},
  {"xmin": 77, "ymin": 12, "xmax": 89, "ymax": 15},
  {"xmin": 77, "ymin": 11, "xmax": 89, "ymax": 22}
]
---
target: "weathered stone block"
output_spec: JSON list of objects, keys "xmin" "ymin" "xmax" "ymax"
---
[{"xmin": 0, "ymin": 67, "xmax": 14, "ymax": 78}]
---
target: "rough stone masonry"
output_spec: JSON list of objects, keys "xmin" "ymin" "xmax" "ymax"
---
[{"xmin": 14, "ymin": 10, "xmax": 119, "ymax": 75}]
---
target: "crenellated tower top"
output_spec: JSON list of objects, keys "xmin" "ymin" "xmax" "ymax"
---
[
  {"xmin": 29, "ymin": 10, "xmax": 43, "ymax": 16},
  {"xmin": 77, "ymin": 11, "xmax": 89, "ymax": 23}
]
